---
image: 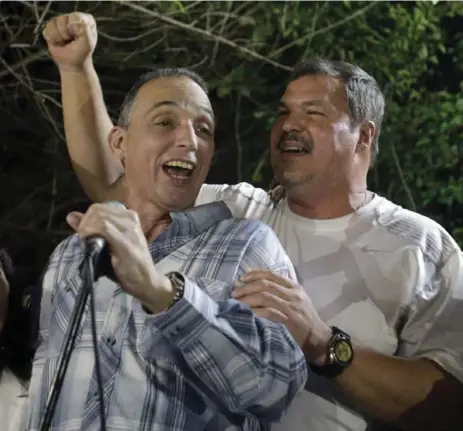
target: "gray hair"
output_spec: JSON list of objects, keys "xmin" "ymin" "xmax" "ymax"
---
[
  {"xmin": 117, "ymin": 68, "xmax": 209, "ymax": 128},
  {"xmin": 290, "ymin": 57, "xmax": 385, "ymax": 166}
]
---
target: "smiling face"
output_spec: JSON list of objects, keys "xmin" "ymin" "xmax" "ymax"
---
[
  {"xmin": 110, "ymin": 76, "xmax": 215, "ymax": 212},
  {"xmin": 270, "ymin": 74, "xmax": 370, "ymax": 201}
]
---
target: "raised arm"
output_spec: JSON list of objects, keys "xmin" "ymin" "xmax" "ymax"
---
[{"xmin": 43, "ymin": 13, "xmax": 124, "ymax": 202}]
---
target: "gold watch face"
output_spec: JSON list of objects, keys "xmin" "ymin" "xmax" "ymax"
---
[{"xmin": 334, "ymin": 340, "xmax": 353, "ymax": 363}]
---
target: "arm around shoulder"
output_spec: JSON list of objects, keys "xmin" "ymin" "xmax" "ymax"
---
[{"xmin": 138, "ymin": 222, "xmax": 307, "ymax": 422}]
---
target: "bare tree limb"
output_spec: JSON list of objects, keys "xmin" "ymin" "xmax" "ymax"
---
[
  {"xmin": 269, "ymin": 2, "xmax": 378, "ymax": 59},
  {"xmin": 119, "ymin": 1, "xmax": 293, "ymax": 71},
  {"xmin": 0, "ymin": 49, "xmax": 48, "ymax": 80},
  {"xmin": 210, "ymin": 0, "xmax": 233, "ymax": 67},
  {"xmin": 0, "ymin": 56, "xmax": 62, "ymax": 109}
]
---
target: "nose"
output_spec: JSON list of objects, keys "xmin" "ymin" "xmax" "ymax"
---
[
  {"xmin": 175, "ymin": 122, "xmax": 198, "ymax": 151},
  {"xmin": 282, "ymin": 111, "xmax": 305, "ymax": 134}
]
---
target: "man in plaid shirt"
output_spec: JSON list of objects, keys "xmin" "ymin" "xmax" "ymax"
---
[{"xmin": 27, "ymin": 68, "xmax": 307, "ymax": 430}]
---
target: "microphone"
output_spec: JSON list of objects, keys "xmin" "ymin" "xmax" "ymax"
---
[
  {"xmin": 40, "ymin": 203, "xmax": 125, "ymax": 430},
  {"xmin": 84, "ymin": 201, "xmax": 126, "ymax": 281}
]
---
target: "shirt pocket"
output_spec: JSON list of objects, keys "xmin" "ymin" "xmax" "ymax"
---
[{"xmin": 193, "ymin": 277, "xmax": 232, "ymax": 302}]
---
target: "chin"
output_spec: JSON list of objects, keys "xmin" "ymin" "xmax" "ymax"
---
[
  {"xmin": 164, "ymin": 196, "xmax": 196, "ymax": 212},
  {"xmin": 277, "ymin": 172, "xmax": 304, "ymax": 187}
]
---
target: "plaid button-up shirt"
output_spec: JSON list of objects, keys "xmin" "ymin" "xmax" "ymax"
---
[{"xmin": 28, "ymin": 202, "xmax": 307, "ymax": 430}]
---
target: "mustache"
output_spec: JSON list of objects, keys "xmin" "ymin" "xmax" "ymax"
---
[{"xmin": 277, "ymin": 132, "xmax": 313, "ymax": 153}]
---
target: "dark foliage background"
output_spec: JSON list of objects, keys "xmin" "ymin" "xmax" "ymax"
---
[{"xmin": 0, "ymin": 1, "xmax": 462, "ymax": 284}]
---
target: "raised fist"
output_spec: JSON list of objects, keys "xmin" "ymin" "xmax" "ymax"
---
[{"xmin": 42, "ymin": 13, "xmax": 97, "ymax": 70}]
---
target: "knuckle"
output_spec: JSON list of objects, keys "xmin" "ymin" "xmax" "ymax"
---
[
  {"xmin": 84, "ymin": 13, "xmax": 96, "ymax": 24},
  {"xmin": 86, "ymin": 204, "xmax": 98, "ymax": 217},
  {"xmin": 262, "ymin": 291, "xmax": 273, "ymax": 300},
  {"xmin": 102, "ymin": 220, "xmax": 112, "ymax": 231},
  {"xmin": 127, "ymin": 209, "xmax": 139, "ymax": 223},
  {"xmin": 70, "ymin": 12, "xmax": 82, "ymax": 20},
  {"xmin": 56, "ymin": 15, "xmax": 67, "ymax": 28}
]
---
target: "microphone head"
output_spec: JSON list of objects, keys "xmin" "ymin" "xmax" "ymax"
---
[{"xmin": 104, "ymin": 201, "xmax": 127, "ymax": 210}]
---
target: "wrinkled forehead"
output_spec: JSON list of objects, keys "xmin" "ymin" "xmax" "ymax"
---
[
  {"xmin": 132, "ymin": 76, "xmax": 214, "ymax": 121},
  {"xmin": 281, "ymin": 74, "xmax": 347, "ymax": 108}
]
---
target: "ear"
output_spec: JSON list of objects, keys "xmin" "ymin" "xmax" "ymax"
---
[
  {"xmin": 356, "ymin": 120, "xmax": 375, "ymax": 155},
  {"xmin": 108, "ymin": 126, "xmax": 127, "ymax": 166}
]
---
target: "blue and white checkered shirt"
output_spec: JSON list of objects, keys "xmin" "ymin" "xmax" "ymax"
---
[{"xmin": 28, "ymin": 202, "xmax": 307, "ymax": 430}]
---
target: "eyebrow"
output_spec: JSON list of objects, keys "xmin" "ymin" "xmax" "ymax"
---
[
  {"xmin": 147, "ymin": 100, "xmax": 214, "ymax": 119},
  {"xmin": 279, "ymin": 100, "xmax": 326, "ymax": 109}
]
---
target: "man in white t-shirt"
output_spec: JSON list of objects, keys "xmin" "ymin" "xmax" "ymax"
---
[{"xmin": 44, "ymin": 12, "xmax": 463, "ymax": 430}]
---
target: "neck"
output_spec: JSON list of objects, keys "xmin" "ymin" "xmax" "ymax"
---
[
  {"xmin": 125, "ymin": 194, "xmax": 172, "ymax": 242},
  {"xmin": 287, "ymin": 186, "xmax": 369, "ymax": 220}
]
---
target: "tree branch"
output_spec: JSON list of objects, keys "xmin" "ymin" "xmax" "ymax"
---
[
  {"xmin": 0, "ymin": 49, "xmax": 48, "ymax": 80},
  {"xmin": 269, "ymin": 2, "xmax": 378, "ymax": 59},
  {"xmin": 119, "ymin": 1, "xmax": 293, "ymax": 71}
]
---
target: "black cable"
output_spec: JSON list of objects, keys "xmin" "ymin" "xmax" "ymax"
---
[
  {"xmin": 39, "ymin": 281, "xmax": 88, "ymax": 430},
  {"xmin": 86, "ymin": 257, "xmax": 107, "ymax": 431},
  {"xmin": 39, "ymin": 254, "xmax": 106, "ymax": 430}
]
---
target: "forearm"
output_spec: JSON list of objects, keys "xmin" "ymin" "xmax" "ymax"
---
[
  {"xmin": 59, "ymin": 63, "xmax": 122, "ymax": 201},
  {"xmin": 140, "ymin": 278, "xmax": 307, "ymax": 420},
  {"xmin": 336, "ymin": 347, "xmax": 463, "ymax": 430}
]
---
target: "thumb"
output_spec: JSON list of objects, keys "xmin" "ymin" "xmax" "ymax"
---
[
  {"xmin": 66, "ymin": 211, "xmax": 84, "ymax": 231},
  {"xmin": 67, "ymin": 14, "xmax": 85, "ymax": 38},
  {"xmin": 67, "ymin": 22, "xmax": 85, "ymax": 39}
]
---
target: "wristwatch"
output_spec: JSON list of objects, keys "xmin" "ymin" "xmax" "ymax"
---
[
  {"xmin": 310, "ymin": 326, "xmax": 354, "ymax": 379},
  {"xmin": 165, "ymin": 271, "xmax": 185, "ymax": 310}
]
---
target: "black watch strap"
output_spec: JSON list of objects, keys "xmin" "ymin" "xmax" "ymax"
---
[
  {"xmin": 310, "ymin": 326, "xmax": 354, "ymax": 379},
  {"xmin": 165, "ymin": 271, "xmax": 185, "ymax": 310}
]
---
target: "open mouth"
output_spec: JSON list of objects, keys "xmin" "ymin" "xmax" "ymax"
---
[
  {"xmin": 278, "ymin": 140, "xmax": 309, "ymax": 155},
  {"xmin": 279, "ymin": 145, "xmax": 309, "ymax": 155},
  {"xmin": 280, "ymin": 147, "xmax": 308, "ymax": 154},
  {"xmin": 162, "ymin": 160, "xmax": 195, "ymax": 181}
]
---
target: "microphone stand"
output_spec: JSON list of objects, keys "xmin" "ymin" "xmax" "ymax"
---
[{"xmin": 39, "ymin": 247, "xmax": 106, "ymax": 430}]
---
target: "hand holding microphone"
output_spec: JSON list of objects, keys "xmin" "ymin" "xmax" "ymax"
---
[{"xmin": 66, "ymin": 203, "xmax": 174, "ymax": 313}]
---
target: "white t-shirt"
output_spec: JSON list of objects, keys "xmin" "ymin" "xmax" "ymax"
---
[
  {"xmin": 0, "ymin": 368, "xmax": 29, "ymax": 431},
  {"xmin": 196, "ymin": 182, "xmax": 463, "ymax": 431}
]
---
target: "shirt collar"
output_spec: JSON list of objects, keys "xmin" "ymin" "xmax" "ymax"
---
[{"xmin": 170, "ymin": 201, "xmax": 232, "ymax": 237}]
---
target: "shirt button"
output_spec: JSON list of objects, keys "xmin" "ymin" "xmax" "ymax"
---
[{"xmin": 169, "ymin": 326, "xmax": 181, "ymax": 336}]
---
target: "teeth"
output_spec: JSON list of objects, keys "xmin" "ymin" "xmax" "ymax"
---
[
  {"xmin": 165, "ymin": 160, "xmax": 194, "ymax": 170},
  {"xmin": 283, "ymin": 147, "xmax": 304, "ymax": 152}
]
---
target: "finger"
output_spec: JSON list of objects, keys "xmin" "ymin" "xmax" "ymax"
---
[
  {"xmin": 87, "ymin": 203, "xmax": 135, "ymax": 219},
  {"xmin": 66, "ymin": 211, "xmax": 84, "ymax": 231},
  {"xmin": 103, "ymin": 221, "xmax": 132, "ymax": 255},
  {"xmin": 55, "ymin": 14, "xmax": 73, "ymax": 43},
  {"xmin": 43, "ymin": 17, "xmax": 61, "ymax": 45},
  {"xmin": 67, "ymin": 12, "xmax": 88, "ymax": 39},
  {"xmin": 238, "ymin": 291, "xmax": 290, "ymax": 312},
  {"xmin": 252, "ymin": 307, "xmax": 288, "ymax": 324},
  {"xmin": 76, "ymin": 212, "xmax": 131, "ymax": 239},
  {"xmin": 80, "ymin": 203, "xmax": 137, "ymax": 229},
  {"xmin": 232, "ymin": 279, "xmax": 293, "ymax": 301},
  {"xmin": 240, "ymin": 270, "xmax": 294, "ymax": 288}
]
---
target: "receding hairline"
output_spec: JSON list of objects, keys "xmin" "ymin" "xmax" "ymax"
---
[{"xmin": 128, "ymin": 75, "xmax": 214, "ymax": 120}]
